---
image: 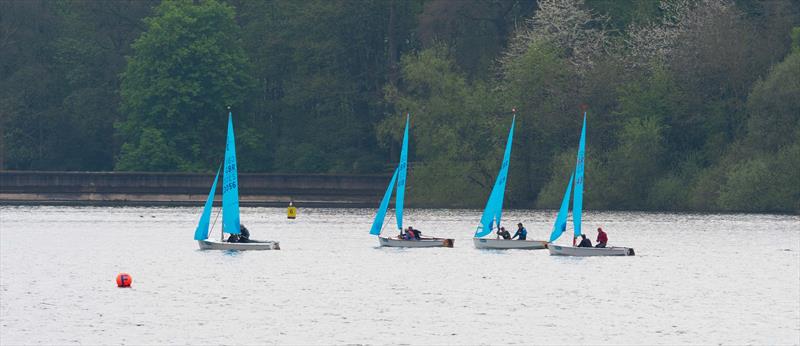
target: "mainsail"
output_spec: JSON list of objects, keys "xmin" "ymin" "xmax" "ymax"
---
[
  {"xmin": 395, "ymin": 114, "xmax": 410, "ymax": 231},
  {"xmin": 475, "ymin": 116, "xmax": 515, "ymax": 238},
  {"xmin": 222, "ymin": 113, "xmax": 241, "ymax": 235},
  {"xmin": 572, "ymin": 113, "xmax": 586, "ymax": 239},
  {"xmin": 194, "ymin": 166, "xmax": 221, "ymax": 240}
]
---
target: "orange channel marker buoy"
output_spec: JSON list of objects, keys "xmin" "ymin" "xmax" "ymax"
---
[{"xmin": 116, "ymin": 273, "xmax": 132, "ymax": 287}]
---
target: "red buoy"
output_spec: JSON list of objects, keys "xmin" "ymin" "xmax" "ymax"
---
[{"xmin": 116, "ymin": 273, "xmax": 132, "ymax": 287}]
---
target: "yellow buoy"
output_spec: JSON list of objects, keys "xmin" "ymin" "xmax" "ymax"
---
[{"xmin": 287, "ymin": 202, "xmax": 297, "ymax": 219}]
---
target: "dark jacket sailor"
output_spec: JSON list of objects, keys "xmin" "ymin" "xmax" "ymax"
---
[
  {"xmin": 227, "ymin": 224, "xmax": 251, "ymax": 243},
  {"xmin": 497, "ymin": 227, "xmax": 511, "ymax": 240},
  {"xmin": 577, "ymin": 234, "xmax": 593, "ymax": 247},
  {"xmin": 512, "ymin": 223, "xmax": 527, "ymax": 240}
]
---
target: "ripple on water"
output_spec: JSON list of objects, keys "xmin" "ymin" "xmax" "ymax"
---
[{"xmin": 0, "ymin": 206, "xmax": 798, "ymax": 345}]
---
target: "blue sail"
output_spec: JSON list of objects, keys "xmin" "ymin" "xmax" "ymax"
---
[
  {"xmin": 549, "ymin": 172, "xmax": 575, "ymax": 242},
  {"xmin": 194, "ymin": 166, "xmax": 221, "ymax": 240},
  {"xmin": 222, "ymin": 113, "xmax": 241, "ymax": 235},
  {"xmin": 475, "ymin": 186, "xmax": 502, "ymax": 237},
  {"xmin": 395, "ymin": 114, "xmax": 410, "ymax": 231},
  {"xmin": 370, "ymin": 167, "xmax": 400, "ymax": 236},
  {"xmin": 475, "ymin": 116, "xmax": 515, "ymax": 237},
  {"xmin": 572, "ymin": 113, "xmax": 586, "ymax": 238}
]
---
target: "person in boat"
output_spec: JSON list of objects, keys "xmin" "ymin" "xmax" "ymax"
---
[
  {"xmin": 595, "ymin": 227, "xmax": 608, "ymax": 248},
  {"xmin": 238, "ymin": 224, "xmax": 251, "ymax": 243},
  {"xmin": 405, "ymin": 226, "xmax": 421, "ymax": 240},
  {"xmin": 577, "ymin": 234, "xmax": 593, "ymax": 247},
  {"xmin": 496, "ymin": 226, "xmax": 511, "ymax": 240},
  {"xmin": 512, "ymin": 223, "xmax": 527, "ymax": 240},
  {"xmin": 226, "ymin": 224, "xmax": 250, "ymax": 243},
  {"xmin": 399, "ymin": 227, "xmax": 414, "ymax": 240}
]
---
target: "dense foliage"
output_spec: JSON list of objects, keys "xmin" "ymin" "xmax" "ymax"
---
[
  {"xmin": 116, "ymin": 0, "xmax": 253, "ymax": 171},
  {"xmin": 1, "ymin": 0, "xmax": 798, "ymax": 213}
]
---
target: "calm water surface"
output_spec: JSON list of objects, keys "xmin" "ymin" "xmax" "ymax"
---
[{"xmin": 1, "ymin": 206, "xmax": 798, "ymax": 345}]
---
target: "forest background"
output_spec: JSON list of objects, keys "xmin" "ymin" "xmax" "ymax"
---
[{"xmin": 1, "ymin": 0, "xmax": 798, "ymax": 213}]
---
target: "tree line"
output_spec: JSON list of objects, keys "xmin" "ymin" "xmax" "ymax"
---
[{"xmin": 1, "ymin": 0, "xmax": 798, "ymax": 213}]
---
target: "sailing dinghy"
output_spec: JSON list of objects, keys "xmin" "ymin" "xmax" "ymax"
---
[
  {"xmin": 473, "ymin": 114, "xmax": 547, "ymax": 250},
  {"xmin": 546, "ymin": 113, "xmax": 633, "ymax": 256},
  {"xmin": 193, "ymin": 112, "xmax": 279, "ymax": 251},
  {"xmin": 369, "ymin": 115, "xmax": 454, "ymax": 248}
]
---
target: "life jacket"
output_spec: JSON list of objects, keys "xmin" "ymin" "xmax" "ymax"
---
[{"xmin": 597, "ymin": 231, "xmax": 608, "ymax": 243}]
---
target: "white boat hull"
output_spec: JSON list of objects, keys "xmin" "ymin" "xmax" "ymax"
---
[
  {"xmin": 378, "ymin": 237, "xmax": 454, "ymax": 248},
  {"xmin": 546, "ymin": 244, "xmax": 634, "ymax": 256},
  {"xmin": 473, "ymin": 238, "xmax": 547, "ymax": 249},
  {"xmin": 197, "ymin": 239, "xmax": 280, "ymax": 250}
]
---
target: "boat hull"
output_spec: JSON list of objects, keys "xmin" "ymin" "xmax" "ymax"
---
[
  {"xmin": 197, "ymin": 239, "xmax": 280, "ymax": 250},
  {"xmin": 473, "ymin": 238, "xmax": 547, "ymax": 249},
  {"xmin": 378, "ymin": 237, "xmax": 454, "ymax": 248},
  {"xmin": 546, "ymin": 244, "xmax": 634, "ymax": 256}
]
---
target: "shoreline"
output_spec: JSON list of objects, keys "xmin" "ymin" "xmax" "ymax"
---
[
  {"xmin": 0, "ymin": 170, "xmax": 387, "ymax": 208},
  {"xmin": 2, "ymin": 170, "xmax": 797, "ymax": 214}
]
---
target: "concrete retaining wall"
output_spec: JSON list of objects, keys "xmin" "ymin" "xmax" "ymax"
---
[{"xmin": 0, "ymin": 171, "xmax": 390, "ymax": 207}]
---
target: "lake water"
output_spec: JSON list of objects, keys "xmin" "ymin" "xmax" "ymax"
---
[{"xmin": 1, "ymin": 206, "xmax": 798, "ymax": 345}]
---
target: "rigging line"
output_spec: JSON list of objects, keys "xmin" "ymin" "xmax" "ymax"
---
[
  {"xmin": 381, "ymin": 210, "xmax": 395, "ymax": 235},
  {"xmin": 210, "ymin": 206, "xmax": 222, "ymax": 240}
]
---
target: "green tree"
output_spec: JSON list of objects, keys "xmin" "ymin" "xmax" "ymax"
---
[
  {"xmin": 1, "ymin": 1, "xmax": 153, "ymax": 170},
  {"xmin": 611, "ymin": 116, "xmax": 667, "ymax": 208},
  {"xmin": 584, "ymin": 0, "xmax": 660, "ymax": 32},
  {"xmin": 115, "ymin": 127, "xmax": 184, "ymax": 171},
  {"xmin": 715, "ymin": 43, "xmax": 800, "ymax": 212},
  {"xmin": 385, "ymin": 46, "xmax": 503, "ymax": 207},
  {"xmin": 501, "ymin": 41, "xmax": 577, "ymax": 207},
  {"xmin": 116, "ymin": 0, "xmax": 253, "ymax": 171},
  {"xmin": 417, "ymin": 0, "xmax": 537, "ymax": 77},
  {"xmin": 717, "ymin": 142, "xmax": 800, "ymax": 212},
  {"xmin": 53, "ymin": 0, "xmax": 155, "ymax": 170},
  {"xmin": 235, "ymin": 0, "xmax": 420, "ymax": 173},
  {"xmin": 1, "ymin": 1, "xmax": 74, "ymax": 170},
  {"xmin": 742, "ymin": 48, "xmax": 800, "ymax": 152},
  {"xmin": 667, "ymin": 0, "xmax": 781, "ymax": 158}
]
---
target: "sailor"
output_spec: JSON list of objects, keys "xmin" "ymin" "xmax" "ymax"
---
[
  {"xmin": 595, "ymin": 227, "xmax": 608, "ymax": 248},
  {"xmin": 238, "ymin": 224, "xmax": 251, "ymax": 243},
  {"xmin": 406, "ymin": 226, "xmax": 421, "ymax": 240},
  {"xmin": 225, "ymin": 224, "xmax": 250, "ymax": 243},
  {"xmin": 577, "ymin": 234, "xmax": 593, "ymax": 247},
  {"xmin": 512, "ymin": 223, "xmax": 527, "ymax": 240},
  {"xmin": 496, "ymin": 226, "xmax": 511, "ymax": 240}
]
